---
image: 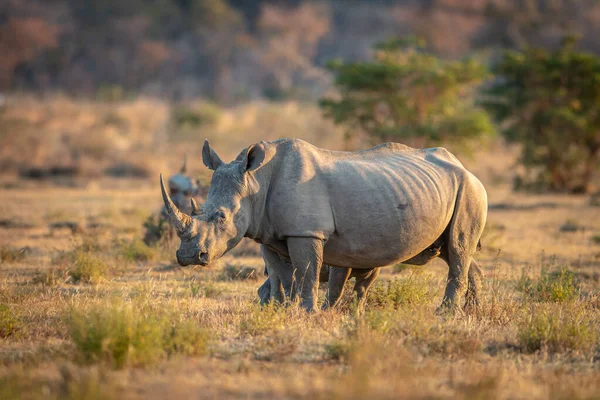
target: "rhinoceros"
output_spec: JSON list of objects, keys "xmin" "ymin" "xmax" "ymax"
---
[{"xmin": 160, "ymin": 138, "xmax": 487, "ymax": 312}]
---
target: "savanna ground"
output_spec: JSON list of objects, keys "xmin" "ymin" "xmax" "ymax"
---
[{"xmin": 1, "ymin": 97, "xmax": 600, "ymax": 399}]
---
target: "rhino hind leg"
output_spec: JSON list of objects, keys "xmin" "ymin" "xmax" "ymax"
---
[
  {"xmin": 353, "ymin": 268, "xmax": 380, "ymax": 307},
  {"xmin": 464, "ymin": 259, "xmax": 483, "ymax": 313},
  {"xmin": 439, "ymin": 175, "xmax": 487, "ymax": 313},
  {"xmin": 322, "ymin": 267, "xmax": 352, "ymax": 310}
]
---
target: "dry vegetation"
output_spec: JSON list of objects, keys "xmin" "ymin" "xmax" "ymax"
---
[{"xmin": 1, "ymin": 98, "xmax": 600, "ymax": 399}]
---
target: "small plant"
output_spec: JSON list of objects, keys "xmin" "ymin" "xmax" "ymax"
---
[
  {"xmin": 0, "ymin": 246, "xmax": 28, "ymax": 263},
  {"xmin": 0, "ymin": 304, "xmax": 20, "ymax": 338},
  {"xmin": 69, "ymin": 299, "xmax": 210, "ymax": 368},
  {"xmin": 324, "ymin": 339, "xmax": 352, "ymax": 361},
  {"xmin": 366, "ymin": 275, "xmax": 432, "ymax": 310},
  {"xmin": 142, "ymin": 214, "xmax": 173, "ymax": 247},
  {"xmin": 239, "ymin": 303, "xmax": 285, "ymax": 337},
  {"xmin": 392, "ymin": 263, "xmax": 413, "ymax": 273},
  {"xmin": 560, "ymin": 220, "xmax": 584, "ymax": 232},
  {"xmin": 518, "ymin": 266, "xmax": 578, "ymax": 302},
  {"xmin": 591, "ymin": 235, "xmax": 600, "ymax": 244},
  {"xmin": 188, "ymin": 280, "xmax": 222, "ymax": 298},
  {"xmin": 68, "ymin": 252, "xmax": 108, "ymax": 284},
  {"xmin": 518, "ymin": 305, "xmax": 597, "ymax": 353},
  {"xmin": 219, "ymin": 264, "xmax": 260, "ymax": 281},
  {"xmin": 32, "ymin": 267, "xmax": 68, "ymax": 286},
  {"xmin": 117, "ymin": 238, "xmax": 158, "ymax": 263}
]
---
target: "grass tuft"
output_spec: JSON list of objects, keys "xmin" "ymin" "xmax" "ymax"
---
[
  {"xmin": 366, "ymin": 275, "xmax": 432, "ymax": 310},
  {"xmin": 0, "ymin": 246, "xmax": 28, "ymax": 264},
  {"xmin": 116, "ymin": 238, "xmax": 158, "ymax": 263},
  {"xmin": 0, "ymin": 304, "xmax": 21, "ymax": 338},
  {"xmin": 68, "ymin": 252, "xmax": 109, "ymax": 284},
  {"xmin": 219, "ymin": 264, "xmax": 260, "ymax": 281},
  {"xmin": 518, "ymin": 266, "xmax": 579, "ymax": 302},
  {"xmin": 239, "ymin": 303, "xmax": 285, "ymax": 337},
  {"xmin": 69, "ymin": 299, "xmax": 210, "ymax": 368},
  {"xmin": 518, "ymin": 304, "xmax": 598, "ymax": 354}
]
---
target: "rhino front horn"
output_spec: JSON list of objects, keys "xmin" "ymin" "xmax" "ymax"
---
[{"xmin": 160, "ymin": 173, "xmax": 193, "ymax": 234}]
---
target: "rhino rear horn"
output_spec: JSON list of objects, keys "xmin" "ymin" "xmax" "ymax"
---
[
  {"xmin": 191, "ymin": 198, "xmax": 201, "ymax": 216},
  {"xmin": 160, "ymin": 174, "xmax": 193, "ymax": 234}
]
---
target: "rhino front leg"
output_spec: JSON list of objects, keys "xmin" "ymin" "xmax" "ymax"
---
[
  {"xmin": 322, "ymin": 267, "xmax": 352, "ymax": 310},
  {"xmin": 287, "ymin": 237, "xmax": 324, "ymax": 312},
  {"xmin": 261, "ymin": 246, "xmax": 293, "ymax": 304}
]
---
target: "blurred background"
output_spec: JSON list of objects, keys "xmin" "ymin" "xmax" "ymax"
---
[{"xmin": 1, "ymin": 0, "xmax": 599, "ymax": 194}]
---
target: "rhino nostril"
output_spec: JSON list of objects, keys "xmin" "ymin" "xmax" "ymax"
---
[{"xmin": 199, "ymin": 252, "xmax": 209, "ymax": 263}]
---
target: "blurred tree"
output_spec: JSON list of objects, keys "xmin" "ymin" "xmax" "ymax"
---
[
  {"xmin": 319, "ymin": 36, "xmax": 494, "ymax": 151},
  {"xmin": 483, "ymin": 36, "xmax": 600, "ymax": 194}
]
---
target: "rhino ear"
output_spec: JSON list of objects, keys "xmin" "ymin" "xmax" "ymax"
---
[
  {"xmin": 202, "ymin": 140, "xmax": 224, "ymax": 171},
  {"xmin": 241, "ymin": 143, "xmax": 266, "ymax": 173}
]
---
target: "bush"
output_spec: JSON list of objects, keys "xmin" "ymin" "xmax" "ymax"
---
[
  {"xmin": 68, "ymin": 252, "xmax": 108, "ymax": 284},
  {"xmin": 142, "ymin": 214, "xmax": 173, "ymax": 247},
  {"xmin": 518, "ymin": 304, "xmax": 597, "ymax": 353},
  {"xmin": 320, "ymin": 36, "xmax": 494, "ymax": 150},
  {"xmin": 324, "ymin": 339, "xmax": 352, "ymax": 361},
  {"xmin": 32, "ymin": 267, "xmax": 68, "ymax": 286},
  {"xmin": 239, "ymin": 304, "xmax": 285, "ymax": 337},
  {"xmin": 0, "ymin": 304, "xmax": 20, "ymax": 338},
  {"xmin": 366, "ymin": 275, "xmax": 432, "ymax": 310},
  {"xmin": 483, "ymin": 36, "xmax": 600, "ymax": 194},
  {"xmin": 117, "ymin": 238, "xmax": 158, "ymax": 263},
  {"xmin": 0, "ymin": 246, "xmax": 28, "ymax": 264},
  {"xmin": 69, "ymin": 299, "xmax": 210, "ymax": 368},
  {"xmin": 518, "ymin": 267, "xmax": 578, "ymax": 302}
]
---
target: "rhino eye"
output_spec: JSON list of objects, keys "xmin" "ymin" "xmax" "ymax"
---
[{"xmin": 215, "ymin": 210, "xmax": 227, "ymax": 224}]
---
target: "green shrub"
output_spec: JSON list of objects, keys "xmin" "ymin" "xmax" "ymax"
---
[
  {"xmin": 117, "ymin": 238, "xmax": 158, "ymax": 263},
  {"xmin": 518, "ymin": 267, "xmax": 578, "ymax": 302},
  {"xmin": 560, "ymin": 220, "xmax": 584, "ymax": 232},
  {"xmin": 366, "ymin": 275, "xmax": 432, "ymax": 310},
  {"xmin": 324, "ymin": 339, "xmax": 352, "ymax": 361},
  {"xmin": 142, "ymin": 215, "xmax": 173, "ymax": 247},
  {"xmin": 69, "ymin": 299, "xmax": 210, "ymax": 368},
  {"xmin": 239, "ymin": 304, "xmax": 285, "ymax": 337},
  {"xmin": 69, "ymin": 252, "xmax": 108, "ymax": 284},
  {"xmin": 0, "ymin": 304, "xmax": 20, "ymax": 338},
  {"xmin": 591, "ymin": 235, "xmax": 600, "ymax": 244},
  {"xmin": 0, "ymin": 246, "xmax": 28, "ymax": 263},
  {"xmin": 518, "ymin": 305, "xmax": 597, "ymax": 353},
  {"xmin": 32, "ymin": 267, "xmax": 68, "ymax": 286},
  {"xmin": 188, "ymin": 280, "xmax": 222, "ymax": 298}
]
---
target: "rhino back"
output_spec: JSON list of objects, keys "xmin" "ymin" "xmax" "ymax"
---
[{"xmin": 259, "ymin": 140, "xmax": 473, "ymax": 268}]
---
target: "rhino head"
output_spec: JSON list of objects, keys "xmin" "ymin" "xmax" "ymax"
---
[{"xmin": 161, "ymin": 140, "xmax": 267, "ymax": 266}]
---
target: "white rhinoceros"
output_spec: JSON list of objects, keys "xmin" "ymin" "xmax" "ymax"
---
[{"xmin": 160, "ymin": 138, "xmax": 487, "ymax": 312}]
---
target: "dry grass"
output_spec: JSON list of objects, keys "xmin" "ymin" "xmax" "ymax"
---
[{"xmin": 1, "ymin": 98, "xmax": 600, "ymax": 399}]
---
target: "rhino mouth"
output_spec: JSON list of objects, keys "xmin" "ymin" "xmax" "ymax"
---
[{"xmin": 176, "ymin": 250, "xmax": 210, "ymax": 266}]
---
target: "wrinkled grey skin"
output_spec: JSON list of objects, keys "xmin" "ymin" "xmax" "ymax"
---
[
  {"xmin": 161, "ymin": 138, "xmax": 487, "ymax": 312},
  {"xmin": 258, "ymin": 239, "xmax": 447, "ymax": 308}
]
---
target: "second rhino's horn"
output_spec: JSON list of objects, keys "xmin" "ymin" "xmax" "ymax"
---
[{"xmin": 160, "ymin": 173, "xmax": 193, "ymax": 234}]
